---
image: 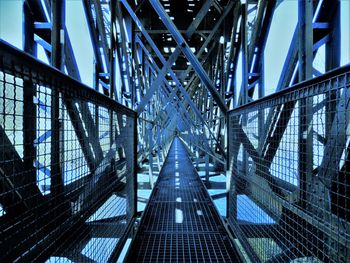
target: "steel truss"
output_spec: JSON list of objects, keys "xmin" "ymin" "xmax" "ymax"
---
[{"xmin": 0, "ymin": 0, "xmax": 348, "ymax": 262}]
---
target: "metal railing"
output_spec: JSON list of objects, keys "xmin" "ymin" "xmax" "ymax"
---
[
  {"xmin": 227, "ymin": 64, "xmax": 350, "ymax": 262},
  {"xmin": 0, "ymin": 40, "xmax": 137, "ymax": 262}
]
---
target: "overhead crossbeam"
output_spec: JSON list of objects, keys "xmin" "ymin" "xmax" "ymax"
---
[
  {"xmin": 135, "ymin": 0, "xmax": 213, "ymax": 114},
  {"xmin": 148, "ymin": 0, "xmax": 228, "ymax": 115},
  {"xmin": 121, "ymin": 0, "xmax": 208, "ymax": 127},
  {"xmin": 122, "ymin": 2, "xmax": 220, "ymax": 150}
]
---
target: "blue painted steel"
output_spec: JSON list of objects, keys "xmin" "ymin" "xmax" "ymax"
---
[
  {"xmin": 34, "ymin": 130, "xmax": 52, "ymax": 146},
  {"xmin": 34, "ymin": 160, "xmax": 51, "ymax": 177}
]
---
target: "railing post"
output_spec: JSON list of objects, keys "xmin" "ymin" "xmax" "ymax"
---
[
  {"xmin": 50, "ymin": 0, "xmax": 65, "ymax": 199},
  {"xmin": 23, "ymin": 2, "xmax": 38, "ymax": 207},
  {"xmin": 147, "ymin": 123, "xmax": 154, "ymax": 189},
  {"xmin": 133, "ymin": 113, "xmax": 138, "ymax": 217},
  {"xmin": 298, "ymin": 0, "xmax": 314, "ymax": 211}
]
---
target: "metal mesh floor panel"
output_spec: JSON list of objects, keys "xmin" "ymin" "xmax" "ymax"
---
[
  {"xmin": 152, "ymin": 187, "xmax": 209, "ymax": 203},
  {"xmin": 126, "ymin": 138, "xmax": 241, "ymax": 262},
  {"xmin": 129, "ymin": 233, "xmax": 238, "ymax": 263},
  {"xmin": 141, "ymin": 202, "xmax": 223, "ymax": 232}
]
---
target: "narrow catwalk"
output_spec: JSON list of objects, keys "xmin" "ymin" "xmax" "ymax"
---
[{"xmin": 126, "ymin": 137, "xmax": 241, "ymax": 262}]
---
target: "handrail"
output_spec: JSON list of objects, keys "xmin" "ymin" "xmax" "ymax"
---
[
  {"xmin": 0, "ymin": 39, "xmax": 135, "ymax": 117},
  {"xmin": 227, "ymin": 62, "xmax": 350, "ymax": 262},
  {"xmin": 229, "ymin": 63, "xmax": 350, "ymax": 113},
  {"xmin": 0, "ymin": 39, "xmax": 137, "ymax": 262}
]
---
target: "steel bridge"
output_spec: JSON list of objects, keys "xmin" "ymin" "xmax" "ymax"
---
[{"xmin": 0, "ymin": 0, "xmax": 349, "ymax": 262}]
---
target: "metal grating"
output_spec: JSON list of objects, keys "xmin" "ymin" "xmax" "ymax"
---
[
  {"xmin": 0, "ymin": 40, "xmax": 137, "ymax": 262},
  {"xmin": 126, "ymin": 137, "xmax": 241, "ymax": 262},
  {"xmin": 130, "ymin": 233, "xmax": 238, "ymax": 263},
  {"xmin": 152, "ymin": 187, "xmax": 209, "ymax": 202},
  {"xmin": 227, "ymin": 65, "xmax": 350, "ymax": 262},
  {"xmin": 142, "ymin": 202, "xmax": 223, "ymax": 233}
]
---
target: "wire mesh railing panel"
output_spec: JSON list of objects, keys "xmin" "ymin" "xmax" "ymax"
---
[
  {"xmin": 0, "ymin": 40, "xmax": 137, "ymax": 262},
  {"xmin": 227, "ymin": 65, "xmax": 350, "ymax": 263}
]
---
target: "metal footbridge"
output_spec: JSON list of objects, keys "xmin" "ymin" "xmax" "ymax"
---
[
  {"xmin": 126, "ymin": 137, "xmax": 241, "ymax": 262},
  {"xmin": 1, "ymin": 0, "xmax": 350, "ymax": 261}
]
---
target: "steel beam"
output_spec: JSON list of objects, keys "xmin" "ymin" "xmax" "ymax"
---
[
  {"xmin": 136, "ymin": 0, "xmax": 213, "ymax": 114},
  {"xmin": 23, "ymin": 0, "xmax": 38, "ymax": 211},
  {"xmin": 124, "ymin": 15, "xmax": 202, "ymax": 132},
  {"xmin": 148, "ymin": 0, "xmax": 228, "ymax": 114},
  {"xmin": 26, "ymin": 0, "xmax": 105, "ymax": 167},
  {"xmin": 137, "ymin": 37, "xmax": 224, "ymax": 159},
  {"xmin": 298, "ymin": 0, "xmax": 314, "ymax": 214},
  {"xmin": 50, "ymin": 0, "xmax": 65, "ymax": 198},
  {"xmin": 134, "ymin": 35, "xmax": 205, "ymax": 134},
  {"xmin": 116, "ymin": 0, "xmax": 133, "ymax": 106}
]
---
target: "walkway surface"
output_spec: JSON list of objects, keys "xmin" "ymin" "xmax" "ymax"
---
[{"xmin": 126, "ymin": 137, "xmax": 241, "ymax": 262}]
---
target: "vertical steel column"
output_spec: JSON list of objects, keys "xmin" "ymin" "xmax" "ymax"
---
[
  {"xmin": 323, "ymin": 3, "xmax": 341, "ymax": 258},
  {"xmin": 50, "ymin": 0, "xmax": 65, "ymax": 198},
  {"xmin": 241, "ymin": 2, "xmax": 248, "ymax": 105},
  {"xmin": 116, "ymin": 0, "xmax": 132, "ymax": 107},
  {"xmin": 241, "ymin": 2, "xmax": 248, "ymax": 174},
  {"xmin": 298, "ymin": 0, "xmax": 313, "ymax": 210},
  {"xmin": 133, "ymin": 113, "xmax": 138, "ymax": 217},
  {"xmin": 110, "ymin": 0, "xmax": 116, "ymax": 148},
  {"xmin": 195, "ymin": 146, "xmax": 200, "ymax": 169},
  {"xmin": 51, "ymin": 0, "xmax": 65, "ymax": 70},
  {"xmin": 23, "ymin": 2, "xmax": 38, "ymax": 206},
  {"xmin": 110, "ymin": 0, "xmax": 116, "ymax": 100},
  {"xmin": 324, "ymin": 0, "xmax": 341, "ymax": 160},
  {"xmin": 205, "ymin": 154, "xmax": 210, "ymax": 182},
  {"xmin": 147, "ymin": 123, "xmax": 154, "ymax": 189},
  {"xmin": 298, "ymin": 0, "xmax": 313, "ymax": 81},
  {"xmin": 324, "ymin": 3, "xmax": 341, "ymax": 205},
  {"xmin": 131, "ymin": 24, "xmax": 137, "ymax": 109},
  {"xmin": 157, "ymin": 125, "xmax": 162, "ymax": 170},
  {"xmin": 226, "ymin": 113, "xmax": 230, "ymax": 219},
  {"xmin": 258, "ymin": 55, "xmax": 265, "ymax": 152}
]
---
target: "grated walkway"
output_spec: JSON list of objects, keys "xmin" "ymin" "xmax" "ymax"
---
[{"xmin": 125, "ymin": 137, "xmax": 241, "ymax": 262}]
